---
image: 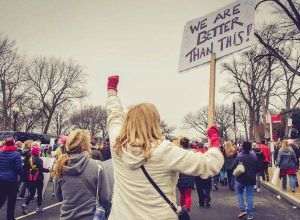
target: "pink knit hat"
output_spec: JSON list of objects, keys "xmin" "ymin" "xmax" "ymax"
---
[{"xmin": 31, "ymin": 145, "xmax": 41, "ymax": 156}]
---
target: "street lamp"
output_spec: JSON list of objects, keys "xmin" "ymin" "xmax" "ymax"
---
[{"xmin": 12, "ymin": 106, "xmax": 20, "ymax": 131}]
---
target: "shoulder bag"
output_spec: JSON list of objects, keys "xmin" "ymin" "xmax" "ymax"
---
[{"xmin": 141, "ymin": 165, "xmax": 190, "ymax": 220}]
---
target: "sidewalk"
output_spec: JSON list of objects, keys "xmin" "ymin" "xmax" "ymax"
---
[{"xmin": 262, "ymin": 168, "xmax": 300, "ymax": 207}]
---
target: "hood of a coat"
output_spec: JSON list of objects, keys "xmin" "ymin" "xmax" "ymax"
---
[
  {"xmin": 120, "ymin": 140, "xmax": 169, "ymax": 170},
  {"xmin": 63, "ymin": 152, "xmax": 89, "ymax": 176}
]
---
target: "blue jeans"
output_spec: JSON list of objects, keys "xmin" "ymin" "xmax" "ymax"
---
[
  {"xmin": 235, "ymin": 182, "xmax": 254, "ymax": 216},
  {"xmin": 282, "ymin": 175, "xmax": 297, "ymax": 191}
]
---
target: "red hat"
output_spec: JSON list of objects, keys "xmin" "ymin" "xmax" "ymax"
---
[
  {"xmin": 207, "ymin": 125, "xmax": 220, "ymax": 147},
  {"xmin": 31, "ymin": 145, "xmax": 41, "ymax": 156},
  {"xmin": 4, "ymin": 137, "xmax": 15, "ymax": 146}
]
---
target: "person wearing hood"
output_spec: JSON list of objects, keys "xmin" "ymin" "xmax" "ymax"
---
[
  {"xmin": 22, "ymin": 142, "xmax": 49, "ymax": 214},
  {"xmin": 0, "ymin": 137, "xmax": 23, "ymax": 220},
  {"xmin": 53, "ymin": 129, "xmax": 114, "ymax": 220},
  {"xmin": 105, "ymin": 75, "xmax": 224, "ymax": 220}
]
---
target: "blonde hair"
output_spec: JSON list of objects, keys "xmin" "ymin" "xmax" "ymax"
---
[
  {"xmin": 24, "ymin": 140, "xmax": 33, "ymax": 151},
  {"xmin": 53, "ymin": 129, "xmax": 91, "ymax": 177},
  {"xmin": 281, "ymin": 140, "xmax": 289, "ymax": 149},
  {"xmin": 224, "ymin": 141, "xmax": 237, "ymax": 157},
  {"xmin": 115, "ymin": 103, "xmax": 163, "ymax": 159}
]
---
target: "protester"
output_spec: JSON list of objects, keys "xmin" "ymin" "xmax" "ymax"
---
[
  {"xmin": 177, "ymin": 137, "xmax": 194, "ymax": 212},
  {"xmin": 277, "ymin": 140, "xmax": 298, "ymax": 192},
  {"xmin": 224, "ymin": 141, "xmax": 237, "ymax": 191},
  {"xmin": 233, "ymin": 141, "xmax": 258, "ymax": 220},
  {"xmin": 19, "ymin": 140, "xmax": 34, "ymax": 199},
  {"xmin": 0, "ymin": 137, "xmax": 23, "ymax": 220},
  {"xmin": 253, "ymin": 144, "xmax": 265, "ymax": 193},
  {"xmin": 259, "ymin": 140, "xmax": 271, "ymax": 181},
  {"xmin": 193, "ymin": 142, "xmax": 213, "ymax": 208},
  {"xmin": 22, "ymin": 142, "xmax": 49, "ymax": 214},
  {"xmin": 105, "ymin": 75, "xmax": 224, "ymax": 220},
  {"xmin": 53, "ymin": 129, "xmax": 114, "ymax": 220}
]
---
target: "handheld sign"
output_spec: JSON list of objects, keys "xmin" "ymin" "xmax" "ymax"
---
[{"xmin": 178, "ymin": 0, "xmax": 255, "ymax": 72}]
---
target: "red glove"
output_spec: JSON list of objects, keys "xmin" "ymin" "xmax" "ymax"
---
[
  {"xmin": 107, "ymin": 75, "xmax": 119, "ymax": 91},
  {"xmin": 207, "ymin": 125, "xmax": 220, "ymax": 148}
]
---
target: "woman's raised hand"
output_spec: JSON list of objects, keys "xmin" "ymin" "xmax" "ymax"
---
[
  {"xmin": 107, "ymin": 75, "xmax": 119, "ymax": 95},
  {"xmin": 207, "ymin": 125, "xmax": 221, "ymax": 148}
]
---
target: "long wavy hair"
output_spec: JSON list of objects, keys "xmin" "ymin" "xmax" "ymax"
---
[
  {"xmin": 114, "ymin": 103, "xmax": 163, "ymax": 159},
  {"xmin": 53, "ymin": 129, "xmax": 91, "ymax": 178}
]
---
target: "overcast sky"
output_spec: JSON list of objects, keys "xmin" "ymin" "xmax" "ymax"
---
[{"xmin": 0, "ymin": 0, "xmax": 261, "ymax": 137}]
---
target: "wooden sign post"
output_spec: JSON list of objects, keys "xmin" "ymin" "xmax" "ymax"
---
[{"xmin": 208, "ymin": 53, "xmax": 216, "ymax": 127}]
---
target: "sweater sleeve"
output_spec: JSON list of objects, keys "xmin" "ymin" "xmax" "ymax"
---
[
  {"xmin": 106, "ymin": 94, "xmax": 124, "ymax": 147},
  {"xmin": 162, "ymin": 143, "xmax": 224, "ymax": 179}
]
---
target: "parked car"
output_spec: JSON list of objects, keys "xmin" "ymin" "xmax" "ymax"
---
[{"xmin": 0, "ymin": 131, "xmax": 50, "ymax": 144}]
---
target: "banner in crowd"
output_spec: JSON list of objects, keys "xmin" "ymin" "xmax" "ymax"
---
[
  {"xmin": 178, "ymin": 0, "xmax": 255, "ymax": 72},
  {"xmin": 41, "ymin": 157, "xmax": 55, "ymax": 196}
]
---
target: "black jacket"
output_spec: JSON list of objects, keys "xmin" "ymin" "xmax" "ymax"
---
[
  {"xmin": 25, "ymin": 156, "xmax": 49, "ymax": 182},
  {"xmin": 234, "ymin": 151, "xmax": 258, "ymax": 186},
  {"xmin": 177, "ymin": 173, "xmax": 194, "ymax": 189}
]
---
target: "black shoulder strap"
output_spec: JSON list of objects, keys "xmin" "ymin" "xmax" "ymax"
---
[{"xmin": 140, "ymin": 165, "xmax": 178, "ymax": 214}]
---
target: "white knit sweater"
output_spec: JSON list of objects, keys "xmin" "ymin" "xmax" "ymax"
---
[{"xmin": 106, "ymin": 95, "xmax": 224, "ymax": 220}]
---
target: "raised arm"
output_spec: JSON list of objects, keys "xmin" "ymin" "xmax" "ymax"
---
[
  {"xmin": 163, "ymin": 125, "xmax": 224, "ymax": 178},
  {"xmin": 105, "ymin": 75, "xmax": 124, "ymax": 147},
  {"xmin": 161, "ymin": 143, "xmax": 224, "ymax": 179}
]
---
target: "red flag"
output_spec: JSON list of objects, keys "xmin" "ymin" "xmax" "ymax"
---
[{"xmin": 271, "ymin": 114, "xmax": 282, "ymax": 123}]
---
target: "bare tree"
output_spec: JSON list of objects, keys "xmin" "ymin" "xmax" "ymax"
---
[
  {"xmin": 160, "ymin": 120, "xmax": 176, "ymax": 137},
  {"xmin": 274, "ymin": 46, "xmax": 300, "ymax": 135},
  {"xmin": 51, "ymin": 104, "xmax": 72, "ymax": 136},
  {"xmin": 255, "ymin": 0, "xmax": 300, "ymax": 76},
  {"xmin": 0, "ymin": 37, "xmax": 28, "ymax": 130},
  {"xmin": 183, "ymin": 107, "xmax": 208, "ymax": 136},
  {"xmin": 16, "ymin": 97, "xmax": 43, "ymax": 132},
  {"xmin": 27, "ymin": 57, "xmax": 86, "ymax": 134},
  {"xmin": 235, "ymin": 100, "xmax": 250, "ymax": 141},
  {"xmin": 223, "ymin": 47, "xmax": 280, "ymax": 140},
  {"xmin": 183, "ymin": 105, "xmax": 233, "ymax": 139},
  {"xmin": 69, "ymin": 105, "xmax": 107, "ymax": 139}
]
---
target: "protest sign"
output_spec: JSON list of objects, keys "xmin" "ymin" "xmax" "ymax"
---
[{"xmin": 178, "ymin": 0, "xmax": 255, "ymax": 72}]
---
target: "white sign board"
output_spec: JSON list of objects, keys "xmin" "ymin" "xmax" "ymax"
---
[{"xmin": 178, "ymin": 0, "xmax": 255, "ymax": 72}]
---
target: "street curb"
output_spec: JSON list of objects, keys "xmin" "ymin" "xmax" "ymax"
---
[{"xmin": 262, "ymin": 182, "xmax": 300, "ymax": 208}]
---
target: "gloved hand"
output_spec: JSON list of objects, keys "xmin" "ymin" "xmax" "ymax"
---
[
  {"xmin": 107, "ymin": 75, "xmax": 119, "ymax": 92},
  {"xmin": 207, "ymin": 125, "xmax": 220, "ymax": 148}
]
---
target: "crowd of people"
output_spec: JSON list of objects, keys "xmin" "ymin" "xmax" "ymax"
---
[{"xmin": 0, "ymin": 75, "xmax": 299, "ymax": 220}]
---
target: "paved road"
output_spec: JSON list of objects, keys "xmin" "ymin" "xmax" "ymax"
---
[{"xmin": 2, "ymin": 182, "xmax": 300, "ymax": 220}]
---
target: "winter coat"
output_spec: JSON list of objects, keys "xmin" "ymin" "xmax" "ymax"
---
[
  {"xmin": 259, "ymin": 144, "xmax": 271, "ymax": 163},
  {"xmin": 253, "ymin": 148, "xmax": 265, "ymax": 173},
  {"xmin": 224, "ymin": 153, "xmax": 237, "ymax": 171},
  {"xmin": 54, "ymin": 153, "xmax": 114, "ymax": 220},
  {"xmin": 233, "ymin": 151, "xmax": 258, "ymax": 186},
  {"xmin": 106, "ymin": 95, "xmax": 224, "ymax": 220},
  {"xmin": 21, "ymin": 150, "xmax": 31, "ymax": 182},
  {"xmin": 0, "ymin": 145, "xmax": 23, "ymax": 182},
  {"xmin": 277, "ymin": 147, "xmax": 297, "ymax": 171},
  {"xmin": 24, "ymin": 156, "xmax": 49, "ymax": 182},
  {"xmin": 177, "ymin": 173, "xmax": 194, "ymax": 189}
]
